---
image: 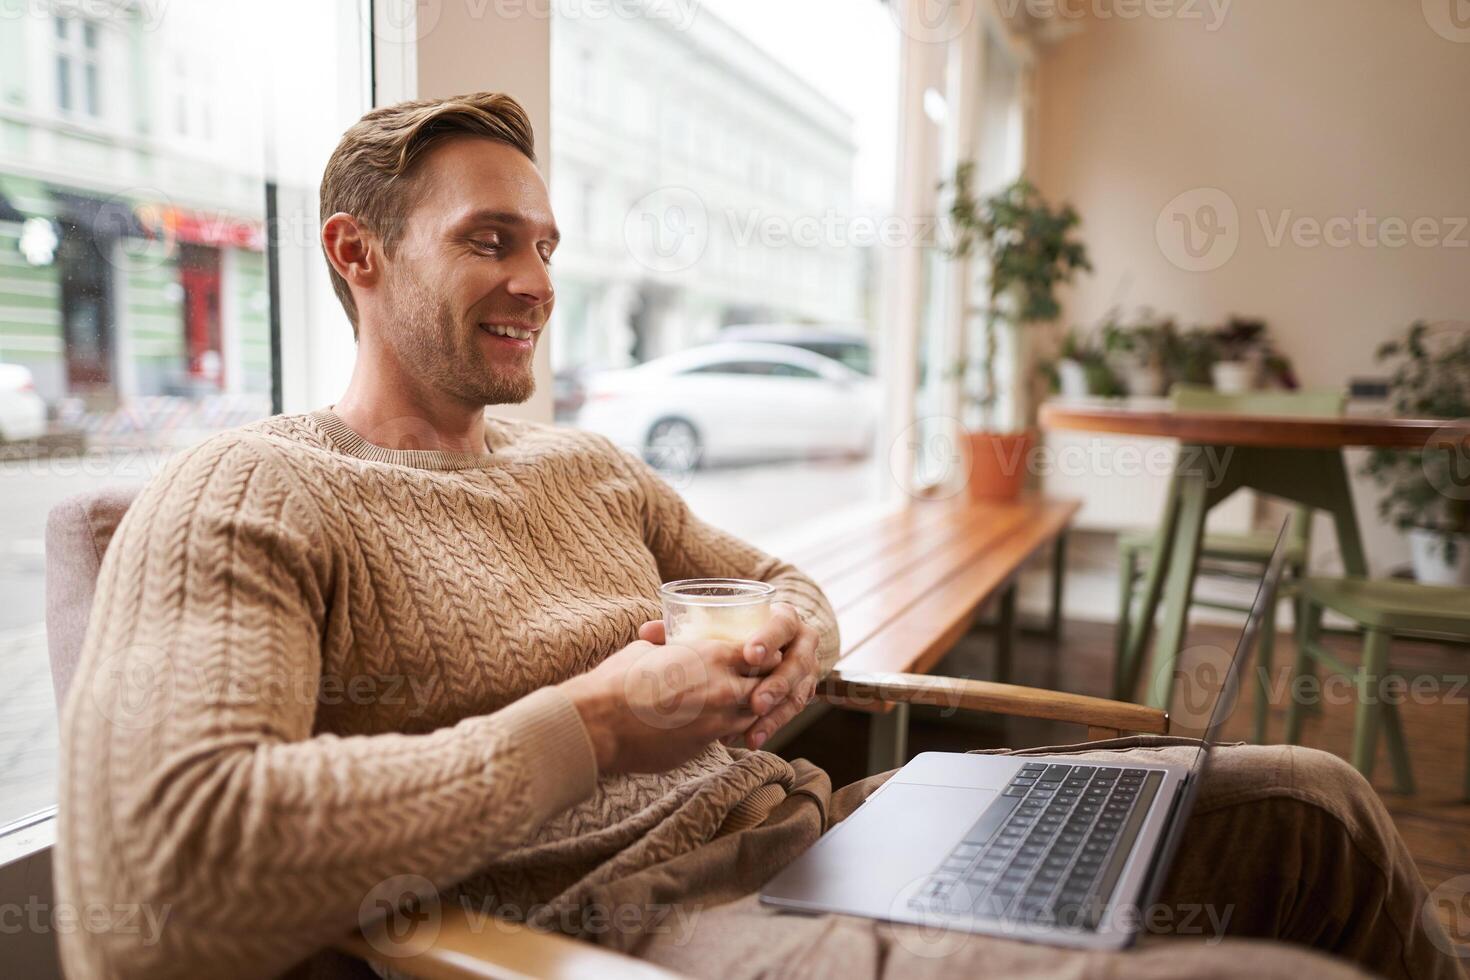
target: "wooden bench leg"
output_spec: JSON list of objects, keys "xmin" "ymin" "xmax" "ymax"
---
[
  {"xmin": 1049, "ymin": 532, "xmax": 1067, "ymax": 641},
  {"xmin": 867, "ymin": 702, "xmax": 910, "ymax": 775},
  {"xmin": 996, "ymin": 584, "xmax": 1017, "ymax": 685}
]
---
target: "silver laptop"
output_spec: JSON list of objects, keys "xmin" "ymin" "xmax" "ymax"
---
[{"xmin": 760, "ymin": 521, "xmax": 1290, "ymax": 951}]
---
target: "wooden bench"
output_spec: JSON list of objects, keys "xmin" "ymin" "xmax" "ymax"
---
[{"xmin": 774, "ymin": 494, "xmax": 1095, "ymax": 772}]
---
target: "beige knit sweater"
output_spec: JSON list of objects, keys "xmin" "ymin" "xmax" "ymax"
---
[{"xmin": 56, "ymin": 409, "xmax": 840, "ymax": 979}]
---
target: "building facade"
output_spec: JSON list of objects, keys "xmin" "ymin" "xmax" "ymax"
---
[
  {"xmin": 0, "ymin": 4, "xmax": 271, "ymax": 414},
  {"xmin": 548, "ymin": 1, "xmax": 868, "ymax": 372}
]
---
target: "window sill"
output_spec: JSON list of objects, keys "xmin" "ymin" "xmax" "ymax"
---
[{"xmin": 0, "ymin": 808, "xmax": 57, "ymax": 870}]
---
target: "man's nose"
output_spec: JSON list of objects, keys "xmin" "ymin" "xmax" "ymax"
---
[{"xmin": 506, "ymin": 250, "xmax": 554, "ymax": 308}]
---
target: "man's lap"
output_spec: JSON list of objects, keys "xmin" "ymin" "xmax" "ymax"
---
[
  {"xmin": 635, "ymin": 891, "xmax": 1373, "ymax": 979},
  {"xmin": 609, "ymin": 738, "xmax": 1442, "ymax": 979}
]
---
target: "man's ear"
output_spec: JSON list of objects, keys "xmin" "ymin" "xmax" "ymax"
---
[{"xmin": 321, "ymin": 212, "xmax": 383, "ymax": 293}]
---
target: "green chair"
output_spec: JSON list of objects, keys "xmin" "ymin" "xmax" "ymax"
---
[
  {"xmin": 1115, "ymin": 385, "xmax": 1347, "ymax": 743},
  {"xmin": 1284, "ymin": 577, "xmax": 1470, "ymax": 799}
]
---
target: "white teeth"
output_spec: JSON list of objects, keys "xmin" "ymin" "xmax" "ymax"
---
[{"xmin": 485, "ymin": 324, "xmax": 532, "ymax": 340}]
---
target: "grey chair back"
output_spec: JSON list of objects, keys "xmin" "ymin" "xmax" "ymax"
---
[{"xmin": 44, "ymin": 487, "xmax": 142, "ymax": 706}]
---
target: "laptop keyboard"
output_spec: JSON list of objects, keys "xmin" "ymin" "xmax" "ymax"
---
[{"xmin": 909, "ymin": 763, "xmax": 1164, "ymax": 931}]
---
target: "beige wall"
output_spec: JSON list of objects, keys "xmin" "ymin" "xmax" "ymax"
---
[{"xmin": 1033, "ymin": 0, "xmax": 1470, "ymax": 389}]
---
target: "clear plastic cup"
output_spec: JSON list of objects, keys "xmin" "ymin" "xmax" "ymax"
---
[{"xmin": 659, "ymin": 578, "xmax": 775, "ymax": 646}]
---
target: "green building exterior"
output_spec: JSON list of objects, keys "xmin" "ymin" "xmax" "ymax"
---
[{"xmin": 0, "ymin": 5, "xmax": 273, "ymax": 419}]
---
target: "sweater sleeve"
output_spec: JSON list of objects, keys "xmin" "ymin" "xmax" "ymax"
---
[
  {"xmin": 614, "ymin": 447, "xmax": 841, "ymax": 674},
  {"xmin": 55, "ymin": 433, "xmax": 599, "ymax": 979}
]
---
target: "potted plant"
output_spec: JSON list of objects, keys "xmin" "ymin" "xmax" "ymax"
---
[
  {"xmin": 1362, "ymin": 321, "xmax": 1470, "ymax": 586},
  {"xmin": 1205, "ymin": 316, "xmax": 1298, "ymax": 392},
  {"xmin": 1048, "ymin": 327, "xmax": 1122, "ymax": 398},
  {"xmin": 1164, "ymin": 326, "xmax": 1217, "ymax": 388},
  {"xmin": 944, "ymin": 167, "xmax": 1091, "ymax": 498},
  {"xmin": 1100, "ymin": 309, "xmax": 1178, "ymax": 397}
]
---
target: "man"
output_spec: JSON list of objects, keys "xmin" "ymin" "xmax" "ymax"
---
[{"xmin": 57, "ymin": 93, "xmax": 1461, "ymax": 980}]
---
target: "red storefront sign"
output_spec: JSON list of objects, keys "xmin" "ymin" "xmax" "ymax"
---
[{"xmin": 133, "ymin": 203, "xmax": 265, "ymax": 252}]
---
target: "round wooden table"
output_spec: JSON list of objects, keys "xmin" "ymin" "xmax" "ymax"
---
[
  {"xmin": 1039, "ymin": 403, "xmax": 1468, "ymax": 451},
  {"xmin": 1039, "ymin": 402, "xmax": 1470, "ymax": 711}
]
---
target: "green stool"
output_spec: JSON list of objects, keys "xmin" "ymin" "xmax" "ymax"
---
[
  {"xmin": 1118, "ymin": 528, "xmax": 1308, "ymax": 741},
  {"xmin": 1115, "ymin": 385, "xmax": 1346, "ymax": 743},
  {"xmin": 1284, "ymin": 576, "xmax": 1470, "ymax": 799}
]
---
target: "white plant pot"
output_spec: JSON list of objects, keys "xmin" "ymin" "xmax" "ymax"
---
[
  {"xmin": 1408, "ymin": 527, "xmax": 1470, "ymax": 586},
  {"xmin": 1211, "ymin": 360, "xmax": 1258, "ymax": 393},
  {"xmin": 1124, "ymin": 364, "xmax": 1165, "ymax": 397},
  {"xmin": 1057, "ymin": 359, "xmax": 1091, "ymax": 398}
]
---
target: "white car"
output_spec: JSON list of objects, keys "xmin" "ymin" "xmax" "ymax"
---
[
  {"xmin": 575, "ymin": 342, "xmax": 878, "ymax": 469},
  {"xmin": 0, "ymin": 363, "xmax": 46, "ymax": 443}
]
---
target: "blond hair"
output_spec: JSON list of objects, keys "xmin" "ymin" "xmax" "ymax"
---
[{"xmin": 318, "ymin": 92, "xmax": 537, "ymax": 335}]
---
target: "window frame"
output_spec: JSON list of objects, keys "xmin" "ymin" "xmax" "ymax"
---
[{"xmin": 52, "ymin": 13, "xmax": 103, "ymax": 120}]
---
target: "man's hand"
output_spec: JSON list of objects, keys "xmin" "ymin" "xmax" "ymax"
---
[
  {"xmin": 636, "ymin": 601, "xmax": 824, "ymax": 751},
  {"xmin": 559, "ymin": 635, "xmax": 765, "ymax": 775}
]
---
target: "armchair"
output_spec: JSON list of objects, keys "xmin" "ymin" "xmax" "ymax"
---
[{"xmin": 45, "ymin": 489, "xmax": 1166, "ymax": 979}]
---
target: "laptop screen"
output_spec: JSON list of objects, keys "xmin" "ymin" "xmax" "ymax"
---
[
  {"xmin": 1140, "ymin": 518, "xmax": 1291, "ymax": 904},
  {"xmin": 1162, "ymin": 518, "xmax": 1291, "ymax": 761}
]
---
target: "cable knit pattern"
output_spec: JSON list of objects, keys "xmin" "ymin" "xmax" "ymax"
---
[{"xmin": 56, "ymin": 408, "xmax": 840, "ymax": 979}]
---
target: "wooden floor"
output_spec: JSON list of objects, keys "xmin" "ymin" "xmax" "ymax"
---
[{"xmin": 781, "ymin": 616, "xmax": 1470, "ymax": 956}]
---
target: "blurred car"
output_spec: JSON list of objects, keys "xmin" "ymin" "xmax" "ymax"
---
[
  {"xmin": 0, "ymin": 363, "xmax": 46, "ymax": 443},
  {"xmin": 575, "ymin": 341, "xmax": 877, "ymax": 470},
  {"xmin": 553, "ymin": 365, "xmax": 590, "ymax": 422},
  {"xmin": 717, "ymin": 323, "xmax": 872, "ymax": 376}
]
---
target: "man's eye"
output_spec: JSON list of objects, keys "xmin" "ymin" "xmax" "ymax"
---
[{"xmin": 471, "ymin": 239, "xmax": 501, "ymax": 253}]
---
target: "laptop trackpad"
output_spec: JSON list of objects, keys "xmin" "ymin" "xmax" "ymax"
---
[{"xmin": 762, "ymin": 783, "xmax": 996, "ymax": 917}]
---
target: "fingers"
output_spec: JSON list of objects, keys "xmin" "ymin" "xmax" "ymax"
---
[
  {"xmin": 684, "ymin": 639, "xmax": 765, "ymax": 709},
  {"xmin": 717, "ymin": 711, "xmax": 761, "ymax": 744},
  {"xmin": 638, "ymin": 620, "xmax": 666, "ymax": 644},
  {"xmin": 740, "ymin": 627, "xmax": 821, "ymax": 750},
  {"xmin": 744, "ymin": 602, "xmax": 802, "ymax": 670},
  {"xmin": 750, "ymin": 624, "xmax": 819, "ymax": 714},
  {"xmin": 743, "ymin": 690, "xmax": 808, "ymax": 750}
]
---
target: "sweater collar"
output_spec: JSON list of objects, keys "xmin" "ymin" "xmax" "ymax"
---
[{"xmin": 309, "ymin": 408, "xmax": 507, "ymax": 471}]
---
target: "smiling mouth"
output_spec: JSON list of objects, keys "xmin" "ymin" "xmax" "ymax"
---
[{"xmin": 479, "ymin": 322, "xmax": 538, "ymax": 341}]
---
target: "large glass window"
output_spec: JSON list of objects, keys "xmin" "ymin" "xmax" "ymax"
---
[
  {"xmin": 0, "ymin": 1, "xmax": 368, "ymax": 831},
  {"xmin": 549, "ymin": 0, "xmax": 899, "ymax": 549}
]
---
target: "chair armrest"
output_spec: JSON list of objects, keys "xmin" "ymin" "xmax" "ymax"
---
[
  {"xmin": 337, "ymin": 902, "xmax": 686, "ymax": 980},
  {"xmin": 819, "ymin": 670, "xmax": 1169, "ymax": 738}
]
